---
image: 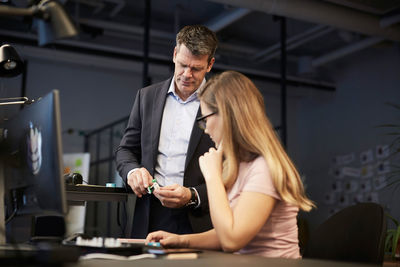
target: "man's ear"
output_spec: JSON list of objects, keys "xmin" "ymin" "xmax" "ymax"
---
[
  {"xmin": 207, "ymin": 57, "xmax": 215, "ymax": 72},
  {"xmin": 173, "ymin": 46, "xmax": 177, "ymax": 63}
]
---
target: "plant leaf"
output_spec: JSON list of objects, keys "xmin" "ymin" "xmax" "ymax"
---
[
  {"xmin": 385, "ymin": 102, "xmax": 400, "ymax": 110},
  {"xmin": 386, "ymin": 213, "xmax": 400, "ymax": 226},
  {"xmin": 386, "ymin": 232, "xmax": 394, "ymax": 252},
  {"xmin": 392, "ymin": 225, "xmax": 400, "ymax": 258},
  {"xmin": 375, "ymin": 124, "xmax": 400, "ymax": 128}
]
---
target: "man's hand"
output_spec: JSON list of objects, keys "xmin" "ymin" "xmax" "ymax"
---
[
  {"xmin": 127, "ymin": 167, "xmax": 153, "ymax": 197},
  {"xmin": 153, "ymin": 184, "xmax": 191, "ymax": 208}
]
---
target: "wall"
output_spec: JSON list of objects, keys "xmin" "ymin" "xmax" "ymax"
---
[{"xmin": 294, "ymin": 43, "xmax": 400, "ymax": 229}]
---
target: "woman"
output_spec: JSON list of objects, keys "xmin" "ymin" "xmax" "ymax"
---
[{"xmin": 146, "ymin": 70, "xmax": 315, "ymax": 258}]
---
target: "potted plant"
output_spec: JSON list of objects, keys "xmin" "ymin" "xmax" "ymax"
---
[
  {"xmin": 385, "ymin": 213, "xmax": 400, "ymax": 259},
  {"xmin": 380, "ymin": 102, "xmax": 400, "ymax": 259}
]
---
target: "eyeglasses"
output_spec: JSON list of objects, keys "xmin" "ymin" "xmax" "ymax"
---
[{"xmin": 196, "ymin": 111, "xmax": 217, "ymax": 130}]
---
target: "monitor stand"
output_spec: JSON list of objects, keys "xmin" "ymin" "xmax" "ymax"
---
[{"xmin": 0, "ymin": 162, "xmax": 6, "ymax": 245}]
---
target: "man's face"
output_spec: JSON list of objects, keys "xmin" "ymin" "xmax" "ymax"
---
[{"xmin": 173, "ymin": 44, "xmax": 214, "ymax": 100}]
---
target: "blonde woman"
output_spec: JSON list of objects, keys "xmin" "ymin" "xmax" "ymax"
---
[{"xmin": 146, "ymin": 70, "xmax": 314, "ymax": 258}]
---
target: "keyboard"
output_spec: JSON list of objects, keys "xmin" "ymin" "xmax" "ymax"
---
[
  {"xmin": 62, "ymin": 236, "xmax": 146, "ymax": 256},
  {"xmin": 0, "ymin": 235, "xmax": 158, "ymax": 264}
]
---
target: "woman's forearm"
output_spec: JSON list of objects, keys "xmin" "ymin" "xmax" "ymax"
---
[
  {"xmin": 182, "ymin": 229, "xmax": 221, "ymax": 250},
  {"xmin": 205, "ymin": 177, "xmax": 238, "ymax": 250}
]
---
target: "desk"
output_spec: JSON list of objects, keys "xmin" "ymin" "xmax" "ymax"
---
[
  {"xmin": 66, "ymin": 250, "xmax": 380, "ymax": 267},
  {"xmin": 65, "ymin": 184, "xmax": 136, "ymax": 236},
  {"xmin": 65, "ymin": 184, "xmax": 128, "ymax": 205}
]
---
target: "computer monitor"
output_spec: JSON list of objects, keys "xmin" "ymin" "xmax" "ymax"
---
[{"xmin": 0, "ymin": 90, "xmax": 67, "ymax": 243}]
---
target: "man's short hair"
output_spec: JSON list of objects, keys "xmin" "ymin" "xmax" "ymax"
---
[{"xmin": 176, "ymin": 25, "xmax": 218, "ymax": 64}]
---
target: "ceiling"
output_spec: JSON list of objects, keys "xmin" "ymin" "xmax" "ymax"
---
[{"xmin": 1, "ymin": 0, "xmax": 400, "ymax": 90}]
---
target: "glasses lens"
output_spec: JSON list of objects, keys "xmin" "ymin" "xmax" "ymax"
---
[
  {"xmin": 198, "ymin": 119, "xmax": 206, "ymax": 130},
  {"xmin": 196, "ymin": 111, "xmax": 216, "ymax": 130}
]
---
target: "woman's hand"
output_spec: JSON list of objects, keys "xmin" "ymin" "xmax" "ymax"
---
[
  {"xmin": 146, "ymin": 231, "xmax": 188, "ymax": 248},
  {"xmin": 199, "ymin": 141, "xmax": 223, "ymax": 182}
]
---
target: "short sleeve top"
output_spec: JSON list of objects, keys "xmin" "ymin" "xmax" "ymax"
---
[{"xmin": 227, "ymin": 156, "xmax": 300, "ymax": 259}]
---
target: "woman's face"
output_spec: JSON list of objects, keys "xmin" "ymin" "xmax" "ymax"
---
[{"xmin": 200, "ymin": 101, "xmax": 223, "ymax": 147}]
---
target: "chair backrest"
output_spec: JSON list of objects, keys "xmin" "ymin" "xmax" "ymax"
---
[{"xmin": 303, "ymin": 202, "xmax": 387, "ymax": 264}]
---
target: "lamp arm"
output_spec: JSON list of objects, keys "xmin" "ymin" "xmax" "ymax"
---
[
  {"xmin": 0, "ymin": 5, "xmax": 37, "ymax": 17},
  {"xmin": 0, "ymin": 4, "xmax": 49, "ymax": 19},
  {"xmin": 0, "ymin": 97, "xmax": 34, "ymax": 106},
  {"xmin": 0, "ymin": 101, "xmax": 27, "ymax": 106}
]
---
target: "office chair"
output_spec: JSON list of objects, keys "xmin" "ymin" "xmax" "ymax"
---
[{"xmin": 303, "ymin": 202, "xmax": 386, "ymax": 264}]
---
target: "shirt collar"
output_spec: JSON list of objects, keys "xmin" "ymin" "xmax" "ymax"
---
[{"xmin": 168, "ymin": 77, "xmax": 206, "ymax": 103}]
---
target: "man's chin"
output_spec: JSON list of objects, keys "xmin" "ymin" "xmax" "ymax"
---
[
  {"xmin": 180, "ymin": 80, "xmax": 192, "ymax": 86},
  {"xmin": 179, "ymin": 84, "xmax": 195, "ymax": 92}
]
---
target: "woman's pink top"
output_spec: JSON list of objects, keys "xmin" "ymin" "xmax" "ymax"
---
[{"xmin": 227, "ymin": 156, "xmax": 301, "ymax": 259}]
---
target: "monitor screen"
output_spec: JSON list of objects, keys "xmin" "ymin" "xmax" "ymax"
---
[{"xmin": 0, "ymin": 90, "xmax": 67, "ymax": 242}]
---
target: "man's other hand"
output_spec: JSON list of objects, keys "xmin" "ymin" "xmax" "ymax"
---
[
  {"xmin": 153, "ymin": 184, "xmax": 191, "ymax": 208},
  {"xmin": 127, "ymin": 168, "xmax": 153, "ymax": 197}
]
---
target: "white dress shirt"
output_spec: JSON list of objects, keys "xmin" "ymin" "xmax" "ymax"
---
[{"xmin": 154, "ymin": 77, "xmax": 205, "ymax": 186}]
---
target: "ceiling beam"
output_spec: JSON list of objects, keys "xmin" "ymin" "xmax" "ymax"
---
[
  {"xmin": 253, "ymin": 25, "xmax": 328, "ymax": 59},
  {"xmin": 207, "ymin": 0, "xmax": 400, "ymax": 42},
  {"xmin": 380, "ymin": 12, "xmax": 400, "ymax": 28},
  {"xmin": 108, "ymin": 0, "xmax": 126, "ymax": 18},
  {"xmin": 254, "ymin": 25, "xmax": 335, "ymax": 63},
  {"xmin": 262, "ymin": 27, "xmax": 334, "ymax": 63},
  {"xmin": 205, "ymin": 8, "xmax": 251, "ymax": 32},
  {"xmin": 312, "ymin": 36, "xmax": 384, "ymax": 68}
]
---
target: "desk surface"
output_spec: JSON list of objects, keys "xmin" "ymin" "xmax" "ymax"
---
[{"xmin": 66, "ymin": 250, "xmax": 379, "ymax": 267}]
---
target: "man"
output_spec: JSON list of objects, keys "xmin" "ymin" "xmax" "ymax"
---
[{"xmin": 116, "ymin": 25, "xmax": 218, "ymax": 238}]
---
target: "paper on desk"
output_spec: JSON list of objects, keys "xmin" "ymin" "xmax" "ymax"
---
[
  {"xmin": 80, "ymin": 253, "xmax": 156, "ymax": 261},
  {"xmin": 166, "ymin": 253, "xmax": 198, "ymax": 259},
  {"xmin": 64, "ymin": 153, "xmax": 90, "ymax": 236},
  {"xmin": 63, "ymin": 153, "xmax": 90, "ymax": 183}
]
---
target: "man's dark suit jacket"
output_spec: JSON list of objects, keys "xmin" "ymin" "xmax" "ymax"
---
[{"xmin": 115, "ymin": 78, "xmax": 214, "ymax": 238}]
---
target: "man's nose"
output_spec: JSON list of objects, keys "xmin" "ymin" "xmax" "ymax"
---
[{"xmin": 183, "ymin": 68, "xmax": 192, "ymax": 78}]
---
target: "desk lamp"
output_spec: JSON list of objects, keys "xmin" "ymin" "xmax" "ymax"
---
[
  {"xmin": 0, "ymin": 44, "xmax": 33, "ymax": 106},
  {"xmin": 0, "ymin": 44, "xmax": 23, "ymax": 78},
  {"xmin": 0, "ymin": 0, "xmax": 78, "ymax": 46},
  {"xmin": 0, "ymin": 44, "xmax": 25, "ymax": 244}
]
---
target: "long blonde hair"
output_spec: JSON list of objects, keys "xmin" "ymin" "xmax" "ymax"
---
[{"xmin": 199, "ymin": 71, "xmax": 314, "ymax": 211}]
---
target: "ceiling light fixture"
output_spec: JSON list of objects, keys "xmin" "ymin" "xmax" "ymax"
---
[{"xmin": 0, "ymin": 0, "xmax": 79, "ymax": 46}]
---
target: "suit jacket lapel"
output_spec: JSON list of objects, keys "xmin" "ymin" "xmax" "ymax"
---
[
  {"xmin": 151, "ymin": 78, "xmax": 171, "ymax": 169},
  {"xmin": 185, "ymin": 107, "xmax": 203, "ymax": 170}
]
